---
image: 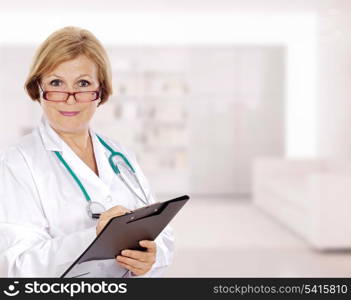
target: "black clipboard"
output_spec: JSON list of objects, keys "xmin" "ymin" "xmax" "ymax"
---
[{"xmin": 61, "ymin": 195, "xmax": 189, "ymax": 278}]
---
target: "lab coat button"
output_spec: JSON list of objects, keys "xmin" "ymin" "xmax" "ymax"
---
[{"xmin": 105, "ymin": 195, "xmax": 112, "ymax": 202}]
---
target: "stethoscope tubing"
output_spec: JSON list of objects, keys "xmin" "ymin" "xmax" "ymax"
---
[{"xmin": 54, "ymin": 134, "xmax": 149, "ymax": 219}]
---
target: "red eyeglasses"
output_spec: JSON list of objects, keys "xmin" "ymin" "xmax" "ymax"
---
[{"xmin": 38, "ymin": 83, "xmax": 101, "ymax": 103}]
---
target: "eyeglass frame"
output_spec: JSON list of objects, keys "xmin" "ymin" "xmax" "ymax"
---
[{"xmin": 37, "ymin": 81, "xmax": 102, "ymax": 103}]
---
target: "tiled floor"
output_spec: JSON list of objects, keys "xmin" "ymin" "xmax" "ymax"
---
[{"xmin": 165, "ymin": 198, "xmax": 351, "ymax": 277}]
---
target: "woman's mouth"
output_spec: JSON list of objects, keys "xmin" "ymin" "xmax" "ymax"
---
[{"xmin": 59, "ymin": 111, "xmax": 80, "ymax": 117}]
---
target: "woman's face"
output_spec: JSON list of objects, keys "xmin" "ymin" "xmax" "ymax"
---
[{"xmin": 39, "ymin": 55, "xmax": 101, "ymax": 134}]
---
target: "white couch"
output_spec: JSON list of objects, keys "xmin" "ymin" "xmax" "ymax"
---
[{"xmin": 253, "ymin": 158, "xmax": 351, "ymax": 250}]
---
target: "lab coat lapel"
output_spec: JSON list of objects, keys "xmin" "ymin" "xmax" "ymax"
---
[{"xmin": 90, "ymin": 130, "xmax": 115, "ymax": 190}]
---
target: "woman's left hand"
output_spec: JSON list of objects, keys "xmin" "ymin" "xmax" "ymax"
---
[{"xmin": 116, "ymin": 240, "xmax": 157, "ymax": 276}]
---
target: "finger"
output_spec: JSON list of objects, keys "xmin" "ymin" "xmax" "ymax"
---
[
  {"xmin": 98, "ymin": 218, "xmax": 110, "ymax": 229},
  {"xmin": 100, "ymin": 208, "xmax": 130, "ymax": 223},
  {"xmin": 97, "ymin": 219, "xmax": 109, "ymax": 232},
  {"xmin": 121, "ymin": 249, "xmax": 149, "ymax": 262},
  {"xmin": 117, "ymin": 261, "xmax": 143, "ymax": 276},
  {"xmin": 139, "ymin": 240, "xmax": 157, "ymax": 253},
  {"xmin": 116, "ymin": 255, "xmax": 146, "ymax": 269},
  {"xmin": 105, "ymin": 207, "xmax": 130, "ymax": 218},
  {"xmin": 97, "ymin": 207, "xmax": 131, "ymax": 234},
  {"xmin": 106, "ymin": 205, "xmax": 130, "ymax": 216},
  {"xmin": 113, "ymin": 205, "xmax": 131, "ymax": 213}
]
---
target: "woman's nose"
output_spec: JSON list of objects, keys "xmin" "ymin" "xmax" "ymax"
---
[{"xmin": 66, "ymin": 94, "xmax": 77, "ymax": 105}]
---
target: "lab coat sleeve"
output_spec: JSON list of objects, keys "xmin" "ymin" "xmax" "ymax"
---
[
  {"xmin": 121, "ymin": 147, "xmax": 176, "ymax": 278},
  {"xmin": 0, "ymin": 149, "xmax": 97, "ymax": 277}
]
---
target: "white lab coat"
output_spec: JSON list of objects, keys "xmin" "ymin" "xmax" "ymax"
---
[{"xmin": 0, "ymin": 116, "xmax": 175, "ymax": 277}]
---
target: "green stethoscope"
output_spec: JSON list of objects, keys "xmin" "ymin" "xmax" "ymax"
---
[{"xmin": 54, "ymin": 135, "xmax": 149, "ymax": 219}]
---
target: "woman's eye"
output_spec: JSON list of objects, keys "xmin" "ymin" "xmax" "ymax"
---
[
  {"xmin": 50, "ymin": 79, "xmax": 62, "ymax": 86},
  {"xmin": 78, "ymin": 80, "xmax": 90, "ymax": 87}
]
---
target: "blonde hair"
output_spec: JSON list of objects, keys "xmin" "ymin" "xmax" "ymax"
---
[{"xmin": 24, "ymin": 26, "xmax": 112, "ymax": 105}]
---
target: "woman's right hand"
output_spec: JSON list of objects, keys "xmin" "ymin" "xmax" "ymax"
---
[{"xmin": 96, "ymin": 205, "xmax": 131, "ymax": 235}]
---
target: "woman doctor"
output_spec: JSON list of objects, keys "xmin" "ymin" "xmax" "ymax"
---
[{"xmin": 0, "ymin": 26, "xmax": 174, "ymax": 277}]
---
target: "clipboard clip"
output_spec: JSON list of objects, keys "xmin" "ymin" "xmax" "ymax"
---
[{"xmin": 126, "ymin": 207, "xmax": 161, "ymax": 224}]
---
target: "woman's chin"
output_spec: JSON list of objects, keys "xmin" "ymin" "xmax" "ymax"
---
[{"xmin": 52, "ymin": 120, "xmax": 89, "ymax": 134}]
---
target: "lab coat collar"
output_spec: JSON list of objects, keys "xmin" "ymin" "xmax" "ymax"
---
[
  {"xmin": 38, "ymin": 115, "xmax": 114, "ymax": 200},
  {"xmin": 38, "ymin": 116, "xmax": 64, "ymax": 152},
  {"xmin": 38, "ymin": 115, "xmax": 109, "ymax": 155}
]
